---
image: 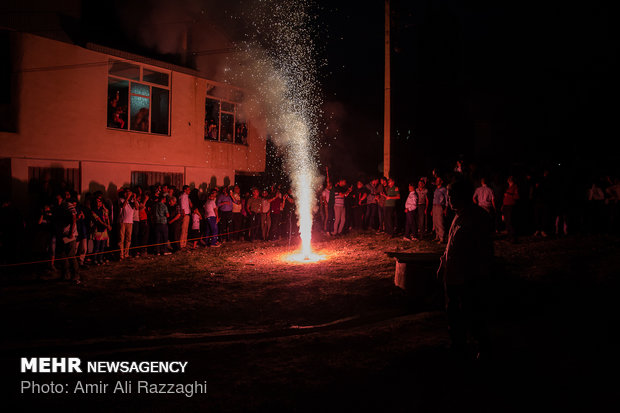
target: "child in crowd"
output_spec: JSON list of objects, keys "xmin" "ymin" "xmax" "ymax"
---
[{"xmin": 189, "ymin": 207, "xmax": 202, "ymax": 249}]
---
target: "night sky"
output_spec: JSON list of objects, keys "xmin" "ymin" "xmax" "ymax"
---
[
  {"xmin": 6, "ymin": 0, "xmax": 619, "ymax": 181},
  {"xmin": 319, "ymin": 0, "xmax": 620, "ymax": 181}
]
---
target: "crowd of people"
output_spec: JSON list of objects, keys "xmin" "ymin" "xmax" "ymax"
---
[
  {"xmin": 0, "ymin": 182, "xmax": 303, "ymax": 284},
  {"xmin": 1, "ymin": 159, "xmax": 620, "ymax": 285},
  {"xmin": 318, "ymin": 163, "xmax": 620, "ymax": 244}
]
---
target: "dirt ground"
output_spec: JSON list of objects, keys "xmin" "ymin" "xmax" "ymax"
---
[{"xmin": 2, "ymin": 230, "xmax": 619, "ymax": 412}]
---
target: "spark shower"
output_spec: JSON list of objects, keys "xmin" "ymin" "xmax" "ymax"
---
[{"xmin": 227, "ymin": 0, "xmax": 325, "ymax": 261}]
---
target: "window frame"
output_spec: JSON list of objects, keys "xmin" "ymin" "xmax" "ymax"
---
[
  {"xmin": 131, "ymin": 171, "xmax": 184, "ymax": 189},
  {"xmin": 107, "ymin": 59, "xmax": 171, "ymax": 136},
  {"xmin": 204, "ymin": 95, "xmax": 248, "ymax": 145}
]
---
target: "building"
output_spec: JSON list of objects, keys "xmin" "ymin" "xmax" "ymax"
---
[{"xmin": 0, "ymin": 28, "xmax": 266, "ymax": 210}]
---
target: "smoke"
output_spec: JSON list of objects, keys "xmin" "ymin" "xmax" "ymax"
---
[
  {"xmin": 116, "ymin": 0, "xmax": 325, "ymax": 251},
  {"xmin": 222, "ymin": 0, "xmax": 324, "ymax": 253},
  {"xmin": 115, "ymin": 0, "xmax": 238, "ymax": 76}
]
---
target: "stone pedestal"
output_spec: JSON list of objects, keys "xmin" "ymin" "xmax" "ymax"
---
[{"xmin": 387, "ymin": 252, "xmax": 442, "ymax": 307}]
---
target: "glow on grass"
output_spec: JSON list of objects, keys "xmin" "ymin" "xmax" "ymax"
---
[
  {"xmin": 283, "ymin": 251, "xmax": 325, "ymax": 263},
  {"xmin": 279, "ymin": 247, "xmax": 339, "ymax": 264}
]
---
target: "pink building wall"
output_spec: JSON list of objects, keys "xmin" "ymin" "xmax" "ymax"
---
[{"xmin": 0, "ymin": 32, "xmax": 265, "ymax": 205}]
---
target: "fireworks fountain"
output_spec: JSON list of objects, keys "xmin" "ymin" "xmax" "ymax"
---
[{"xmin": 226, "ymin": 0, "xmax": 325, "ymax": 262}]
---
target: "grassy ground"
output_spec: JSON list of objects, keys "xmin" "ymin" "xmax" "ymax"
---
[{"xmin": 2, "ymin": 231, "xmax": 619, "ymax": 411}]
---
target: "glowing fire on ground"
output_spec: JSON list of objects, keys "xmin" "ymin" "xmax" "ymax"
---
[
  {"xmin": 283, "ymin": 251, "xmax": 326, "ymax": 263},
  {"xmin": 280, "ymin": 247, "xmax": 336, "ymax": 264}
]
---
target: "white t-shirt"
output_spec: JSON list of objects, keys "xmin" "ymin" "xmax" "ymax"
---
[
  {"xmin": 191, "ymin": 212, "xmax": 201, "ymax": 230},
  {"xmin": 473, "ymin": 186, "xmax": 495, "ymax": 209},
  {"xmin": 232, "ymin": 193, "xmax": 242, "ymax": 213},
  {"xmin": 261, "ymin": 198, "xmax": 271, "ymax": 213},
  {"xmin": 179, "ymin": 193, "xmax": 191, "ymax": 215},
  {"xmin": 405, "ymin": 191, "xmax": 418, "ymax": 211},
  {"xmin": 119, "ymin": 199, "xmax": 135, "ymax": 224},
  {"xmin": 204, "ymin": 199, "xmax": 217, "ymax": 218}
]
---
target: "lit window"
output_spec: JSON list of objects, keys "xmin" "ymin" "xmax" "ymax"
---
[
  {"xmin": 220, "ymin": 113, "xmax": 234, "ymax": 142},
  {"xmin": 204, "ymin": 95, "xmax": 247, "ymax": 145},
  {"xmin": 107, "ymin": 59, "xmax": 170, "ymax": 135},
  {"xmin": 235, "ymin": 121, "xmax": 248, "ymax": 145}
]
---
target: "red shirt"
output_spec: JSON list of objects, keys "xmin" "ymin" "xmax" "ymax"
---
[
  {"xmin": 270, "ymin": 197, "xmax": 282, "ymax": 214},
  {"xmin": 503, "ymin": 184, "xmax": 519, "ymax": 206},
  {"xmin": 139, "ymin": 205, "xmax": 148, "ymax": 221}
]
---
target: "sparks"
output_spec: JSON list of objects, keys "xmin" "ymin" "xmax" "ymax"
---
[{"xmin": 225, "ymin": 0, "xmax": 324, "ymax": 261}]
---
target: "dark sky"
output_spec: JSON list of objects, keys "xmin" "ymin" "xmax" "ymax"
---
[
  {"xmin": 7, "ymin": 0, "xmax": 618, "ymax": 181},
  {"xmin": 319, "ymin": 0, "xmax": 620, "ymax": 181}
]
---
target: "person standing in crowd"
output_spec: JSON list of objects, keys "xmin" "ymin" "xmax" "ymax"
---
[
  {"xmin": 415, "ymin": 179, "xmax": 429, "ymax": 239},
  {"xmin": 383, "ymin": 178, "xmax": 400, "ymax": 237},
  {"xmin": 454, "ymin": 159, "xmax": 464, "ymax": 175},
  {"xmin": 52, "ymin": 192, "xmax": 80, "ymax": 283},
  {"xmin": 117, "ymin": 188, "xmax": 136, "ymax": 260},
  {"xmin": 137, "ymin": 193, "xmax": 150, "ymax": 256},
  {"xmin": 35, "ymin": 202, "xmax": 55, "ymax": 270},
  {"xmin": 216, "ymin": 187, "xmax": 234, "ymax": 242},
  {"xmin": 437, "ymin": 180, "xmax": 494, "ymax": 361},
  {"xmin": 473, "ymin": 177, "xmax": 496, "ymax": 214},
  {"xmin": 326, "ymin": 182, "xmax": 335, "ymax": 235},
  {"xmin": 376, "ymin": 177, "xmax": 387, "ymax": 233},
  {"xmin": 131, "ymin": 187, "xmax": 142, "ymax": 257},
  {"xmin": 167, "ymin": 196, "xmax": 182, "ymax": 252},
  {"xmin": 188, "ymin": 207, "xmax": 202, "ymax": 249},
  {"xmin": 153, "ymin": 195, "xmax": 171, "ymax": 256},
  {"xmin": 424, "ymin": 176, "xmax": 435, "ymax": 237},
  {"xmin": 365, "ymin": 178, "xmax": 379, "ymax": 230},
  {"xmin": 231, "ymin": 185, "xmax": 243, "ymax": 241},
  {"xmin": 502, "ymin": 176, "xmax": 520, "ymax": 242},
  {"xmin": 245, "ymin": 188, "xmax": 262, "ymax": 241},
  {"xmin": 203, "ymin": 189, "xmax": 221, "ymax": 247},
  {"xmin": 320, "ymin": 182, "xmax": 332, "ymax": 233},
  {"xmin": 72, "ymin": 193, "xmax": 89, "ymax": 268},
  {"xmin": 269, "ymin": 190, "xmax": 283, "ymax": 240},
  {"xmin": 403, "ymin": 182, "xmax": 418, "ymax": 241},
  {"xmin": 259, "ymin": 189, "xmax": 273, "ymax": 241},
  {"xmin": 432, "ymin": 176, "xmax": 449, "ymax": 243},
  {"xmin": 473, "ymin": 177, "xmax": 496, "ymax": 233},
  {"xmin": 91, "ymin": 195, "xmax": 111, "ymax": 265},
  {"xmin": 178, "ymin": 185, "xmax": 192, "ymax": 249},
  {"xmin": 351, "ymin": 180, "xmax": 368, "ymax": 231},
  {"xmin": 333, "ymin": 179, "xmax": 351, "ymax": 235}
]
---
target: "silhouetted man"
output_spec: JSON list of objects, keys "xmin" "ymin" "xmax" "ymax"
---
[{"xmin": 437, "ymin": 180, "xmax": 494, "ymax": 360}]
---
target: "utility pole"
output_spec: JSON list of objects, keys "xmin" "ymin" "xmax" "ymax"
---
[{"xmin": 384, "ymin": 0, "xmax": 391, "ymax": 179}]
